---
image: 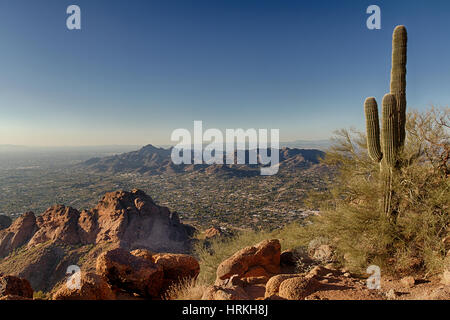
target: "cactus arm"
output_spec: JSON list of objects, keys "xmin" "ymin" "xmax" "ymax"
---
[
  {"xmin": 390, "ymin": 25, "xmax": 407, "ymax": 147},
  {"xmin": 364, "ymin": 97, "xmax": 383, "ymax": 163},
  {"xmin": 381, "ymin": 94, "xmax": 399, "ymax": 167}
]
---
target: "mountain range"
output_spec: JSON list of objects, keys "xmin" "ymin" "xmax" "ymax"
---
[{"xmin": 79, "ymin": 145, "xmax": 325, "ymax": 176}]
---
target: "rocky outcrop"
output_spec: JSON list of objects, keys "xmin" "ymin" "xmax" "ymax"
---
[
  {"xmin": 0, "ymin": 212, "xmax": 37, "ymax": 257},
  {"xmin": 52, "ymin": 272, "xmax": 115, "ymax": 300},
  {"xmin": 87, "ymin": 189, "xmax": 191, "ymax": 252},
  {"xmin": 0, "ymin": 189, "xmax": 193, "ymax": 259},
  {"xmin": 216, "ymin": 239, "xmax": 281, "ymax": 283},
  {"xmin": 0, "ymin": 190, "xmax": 195, "ymax": 294},
  {"xmin": 28, "ymin": 205, "xmax": 82, "ymax": 247},
  {"xmin": 0, "ymin": 275, "xmax": 33, "ymax": 299}
]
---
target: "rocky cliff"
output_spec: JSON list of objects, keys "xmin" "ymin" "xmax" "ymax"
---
[{"xmin": 0, "ymin": 189, "xmax": 194, "ymax": 291}]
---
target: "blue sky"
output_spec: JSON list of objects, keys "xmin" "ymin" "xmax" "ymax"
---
[{"xmin": 0, "ymin": 0, "xmax": 449, "ymax": 146}]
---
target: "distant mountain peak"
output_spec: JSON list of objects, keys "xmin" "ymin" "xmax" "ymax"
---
[{"xmin": 79, "ymin": 145, "xmax": 325, "ymax": 177}]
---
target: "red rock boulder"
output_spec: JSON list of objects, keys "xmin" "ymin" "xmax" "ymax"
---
[
  {"xmin": 216, "ymin": 239, "xmax": 281, "ymax": 282},
  {"xmin": 96, "ymin": 248, "xmax": 163, "ymax": 298},
  {"xmin": 52, "ymin": 272, "xmax": 115, "ymax": 300},
  {"xmin": 0, "ymin": 275, "xmax": 33, "ymax": 299}
]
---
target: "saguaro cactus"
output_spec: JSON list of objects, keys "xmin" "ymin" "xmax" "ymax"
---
[
  {"xmin": 390, "ymin": 26, "xmax": 407, "ymax": 147},
  {"xmin": 364, "ymin": 26, "xmax": 408, "ymax": 219}
]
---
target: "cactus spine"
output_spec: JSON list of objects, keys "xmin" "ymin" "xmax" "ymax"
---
[{"xmin": 364, "ymin": 26, "xmax": 407, "ymax": 219}]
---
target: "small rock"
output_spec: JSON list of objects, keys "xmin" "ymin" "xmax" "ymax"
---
[
  {"xmin": 343, "ymin": 272, "xmax": 351, "ymax": 278},
  {"xmin": 400, "ymin": 276, "xmax": 415, "ymax": 288},
  {"xmin": 386, "ymin": 289, "xmax": 397, "ymax": 300},
  {"xmin": 204, "ymin": 227, "xmax": 222, "ymax": 239}
]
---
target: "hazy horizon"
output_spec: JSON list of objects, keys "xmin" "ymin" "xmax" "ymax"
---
[
  {"xmin": 0, "ymin": 138, "xmax": 331, "ymax": 149},
  {"xmin": 1, "ymin": 0, "xmax": 449, "ymax": 146}
]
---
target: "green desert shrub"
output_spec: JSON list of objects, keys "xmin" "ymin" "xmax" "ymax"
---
[
  {"xmin": 193, "ymin": 108, "xmax": 448, "ymax": 282},
  {"xmin": 304, "ymin": 107, "xmax": 449, "ymax": 276}
]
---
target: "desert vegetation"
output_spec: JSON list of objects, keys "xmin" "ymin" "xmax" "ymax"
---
[{"xmin": 170, "ymin": 25, "xmax": 449, "ymax": 299}]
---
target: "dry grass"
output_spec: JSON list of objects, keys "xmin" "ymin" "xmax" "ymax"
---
[{"xmin": 163, "ymin": 277, "xmax": 209, "ymax": 300}]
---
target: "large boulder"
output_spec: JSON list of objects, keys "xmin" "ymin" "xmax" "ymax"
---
[
  {"xmin": 265, "ymin": 274, "xmax": 299, "ymax": 298},
  {"xmin": 96, "ymin": 248, "xmax": 163, "ymax": 298},
  {"xmin": 151, "ymin": 253, "xmax": 200, "ymax": 291},
  {"xmin": 216, "ymin": 239, "xmax": 281, "ymax": 282},
  {"xmin": 277, "ymin": 276, "xmax": 319, "ymax": 300},
  {"xmin": 130, "ymin": 249, "xmax": 200, "ymax": 293},
  {"xmin": 0, "ymin": 212, "xmax": 37, "ymax": 257},
  {"xmin": 52, "ymin": 272, "xmax": 115, "ymax": 300},
  {"xmin": 0, "ymin": 275, "xmax": 33, "ymax": 299}
]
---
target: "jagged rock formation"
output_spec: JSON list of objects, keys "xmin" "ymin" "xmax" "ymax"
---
[
  {"xmin": 0, "ymin": 189, "xmax": 195, "ymax": 291},
  {"xmin": 0, "ymin": 189, "xmax": 192, "ymax": 258},
  {"xmin": 0, "ymin": 212, "xmax": 37, "ymax": 257}
]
